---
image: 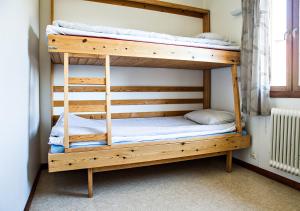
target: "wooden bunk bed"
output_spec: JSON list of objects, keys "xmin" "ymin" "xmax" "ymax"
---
[{"xmin": 48, "ymin": 0, "xmax": 250, "ymax": 198}]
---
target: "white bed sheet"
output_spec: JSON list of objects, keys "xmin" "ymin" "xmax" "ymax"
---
[
  {"xmin": 47, "ymin": 20, "xmax": 240, "ymax": 51},
  {"xmin": 49, "ymin": 114, "xmax": 237, "ymax": 147}
]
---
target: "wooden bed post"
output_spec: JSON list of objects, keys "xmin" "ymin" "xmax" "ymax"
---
[
  {"xmin": 226, "ymin": 151, "xmax": 233, "ymax": 172},
  {"xmin": 50, "ymin": 0, "xmax": 54, "ymax": 126},
  {"xmin": 50, "ymin": 0, "xmax": 54, "ymax": 23},
  {"xmin": 203, "ymin": 12, "xmax": 210, "ymax": 33},
  {"xmin": 105, "ymin": 55, "xmax": 112, "ymax": 145},
  {"xmin": 64, "ymin": 53, "xmax": 70, "ymax": 148},
  {"xmin": 203, "ymin": 11, "xmax": 211, "ymax": 109},
  {"xmin": 231, "ymin": 64, "xmax": 242, "ymax": 133},
  {"xmin": 88, "ymin": 168, "xmax": 93, "ymax": 198},
  {"xmin": 227, "ymin": 64, "xmax": 242, "ymax": 173},
  {"xmin": 203, "ymin": 70, "xmax": 211, "ymax": 109}
]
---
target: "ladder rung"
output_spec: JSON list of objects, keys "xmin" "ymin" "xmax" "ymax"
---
[
  {"xmin": 69, "ymin": 77, "xmax": 106, "ymax": 85},
  {"xmin": 69, "ymin": 105, "xmax": 106, "ymax": 112},
  {"xmin": 69, "ymin": 133, "xmax": 107, "ymax": 143},
  {"xmin": 53, "ymin": 100, "xmax": 106, "ymax": 107},
  {"xmin": 69, "ymin": 53, "xmax": 106, "ymax": 59}
]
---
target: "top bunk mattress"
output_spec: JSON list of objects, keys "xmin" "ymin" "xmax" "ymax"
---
[
  {"xmin": 47, "ymin": 20, "xmax": 240, "ymax": 51},
  {"xmin": 49, "ymin": 114, "xmax": 238, "ymax": 149}
]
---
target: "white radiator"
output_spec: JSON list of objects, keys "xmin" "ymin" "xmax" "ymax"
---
[{"xmin": 270, "ymin": 108, "xmax": 300, "ymax": 176}]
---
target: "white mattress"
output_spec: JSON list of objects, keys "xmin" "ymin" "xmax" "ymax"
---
[
  {"xmin": 47, "ymin": 20, "xmax": 240, "ymax": 51},
  {"xmin": 49, "ymin": 114, "xmax": 237, "ymax": 148}
]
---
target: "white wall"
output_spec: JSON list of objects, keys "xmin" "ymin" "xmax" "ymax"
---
[
  {"xmin": 39, "ymin": 0, "xmax": 206, "ymax": 163},
  {"xmin": 0, "ymin": 0, "xmax": 40, "ymax": 210},
  {"xmin": 203, "ymin": 0, "xmax": 242, "ymax": 44},
  {"xmin": 203, "ymin": 0, "xmax": 300, "ymax": 183}
]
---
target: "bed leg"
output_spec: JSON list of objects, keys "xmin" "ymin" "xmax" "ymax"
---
[
  {"xmin": 226, "ymin": 151, "xmax": 233, "ymax": 173},
  {"xmin": 88, "ymin": 168, "xmax": 93, "ymax": 198}
]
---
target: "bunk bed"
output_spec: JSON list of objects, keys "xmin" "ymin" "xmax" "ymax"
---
[{"xmin": 47, "ymin": 0, "xmax": 250, "ymax": 198}]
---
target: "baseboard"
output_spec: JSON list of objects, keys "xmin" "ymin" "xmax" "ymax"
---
[
  {"xmin": 233, "ymin": 158, "xmax": 300, "ymax": 191},
  {"xmin": 24, "ymin": 164, "xmax": 48, "ymax": 211}
]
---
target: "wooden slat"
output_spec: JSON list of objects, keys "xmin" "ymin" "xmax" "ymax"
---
[
  {"xmin": 51, "ymin": 53, "xmax": 232, "ymax": 69},
  {"xmin": 112, "ymin": 98, "xmax": 202, "ymax": 105},
  {"xmin": 53, "ymin": 100, "xmax": 105, "ymax": 107},
  {"xmin": 48, "ymin": 134, "xmax": 251, "ymax": 172},
  {"xmin": 69, "ymin": 133, "xmax": 107, "ymax": 143},
  {"xmin": 109, "ymin": 110, "xmax": 192, "ymax": 119},
  {"xmin": 48, "ymin": 35, "xmax": 240, "ymax": 65},
  {"xmin": 110, "ymin": 86, "xmax": 203, "ymax": 92},
  {"xmin": 52, "ymin": 110, "xmax": 193, "ymax": 124},
  {"xmin": 105, "ymin": 55, "xmax": 112, "ymax": 145},
  {"xmin": 69, "ymin": 105, "xmax": 106, "ymax": 112},
  {"xmin": 54, "ymin": 86, "xmax": 105, "ymax": 92},
  {"xmin": 69, "ymin": 56, "xmax": 79, "ymax": 65},
  {"xmin": 53, "ymin": 98, "xmax": 203, "ymax": 107},
  {"xmin": 85, "ymin": 0, "xmax": 209, "ymax": 18},
  {"xmin": 53, "ymin": 86, "xmax": 204, "ymax": 92},
  {"xmin": 93, "ymin": 152, "xmax": 226, "ymax": 173},
  {"xmin": 69, "ymin": 77, "xmax": 106, "ymax": 85},
  {"xmin": 64, "ymin": 53, "xmax": 69, "ymax": 148}
]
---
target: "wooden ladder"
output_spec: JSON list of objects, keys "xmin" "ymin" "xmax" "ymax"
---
[
  {"xmin": 63, "ymin": 53, "xmax": 112, "ymax": 198},
  {"xmin": 63, "ymin": 53, "xmax": 112, "ymax": 149}
]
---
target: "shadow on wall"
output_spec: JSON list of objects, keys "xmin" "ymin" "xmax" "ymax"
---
[{"xmin": 27, "ymin": 26, "xmax": 40, "ymax": 185}]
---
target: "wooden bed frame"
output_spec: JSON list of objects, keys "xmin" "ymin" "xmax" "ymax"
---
[{"xmin": 48, "ymin": 0, "xmax": 250, "ymax": 198}]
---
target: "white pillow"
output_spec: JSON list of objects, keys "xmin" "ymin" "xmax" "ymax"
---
[
  {"xmin": 184, "ymin": 109, "xmax": 235, "ymax": 125},
  {"xmin": 194, "ymin": 32, "xmax": 226, "ymax": 41}
]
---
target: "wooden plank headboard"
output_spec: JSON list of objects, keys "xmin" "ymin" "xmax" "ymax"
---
[
  {"xmin": 52, "ymin": 82, "xmax": 205, "ymax": 124},
  {"xmin": 51, "ymin": 62, "xmax": 207, "ymax": 125}
]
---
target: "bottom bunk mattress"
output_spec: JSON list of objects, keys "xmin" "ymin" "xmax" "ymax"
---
[{"xmin": 49, "ymin": 114, "xmax": 241, "ymax": 153}]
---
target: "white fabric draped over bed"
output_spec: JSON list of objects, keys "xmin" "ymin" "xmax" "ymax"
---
[
  {"xmin": 49, "ymin": 114, "xmax": 237, "ymax": 147},
  {"xmin": 46, "ymin": 20, "xmax": 240, "ymax": 51}
]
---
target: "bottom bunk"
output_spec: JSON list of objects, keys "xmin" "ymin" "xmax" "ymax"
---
[
  {"xmin": 49, "ymin": 114, "xmax": 243, "ymax": 153},
  {"xmin": 48, "ymin": 113, "xmax": 250, "ymax": 172},
  {"xmin": 49, "ymin": 131, "xmax": 249, "ymax": 198},
  {"xmin": 48, "ymin": 112, "xmax": 250, "ymax": 197}
]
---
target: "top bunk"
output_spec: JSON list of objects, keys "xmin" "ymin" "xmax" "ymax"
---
[{"xmin": 47, "ymin": 0, "xmax": 240, "ymax": 70}]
